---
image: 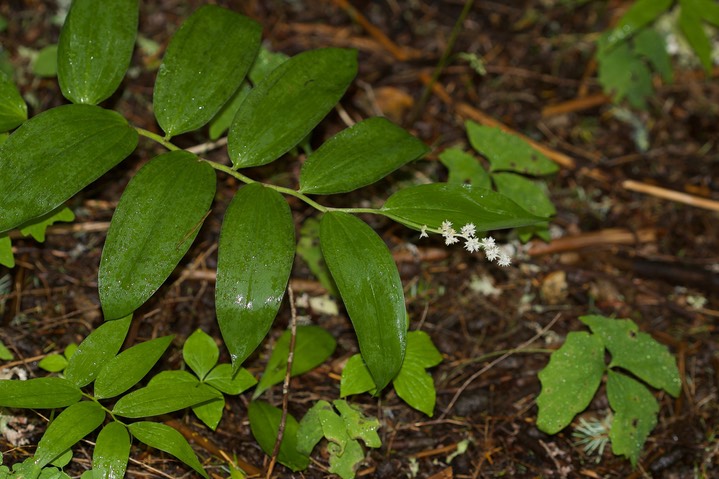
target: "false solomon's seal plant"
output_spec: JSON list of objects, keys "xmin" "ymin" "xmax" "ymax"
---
[{"xmin": 0, "ymin": 0, "xmax": 547, "ymax": 475}]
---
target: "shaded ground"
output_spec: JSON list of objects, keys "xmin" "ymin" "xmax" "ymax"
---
[{"xmin": 1, "ymin": 0, "xmax": 718, "ymax": 477}]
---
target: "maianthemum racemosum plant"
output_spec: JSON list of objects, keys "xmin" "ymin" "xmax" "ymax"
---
[{"xmin": 0, "ymin": 0, "xmax": 546, "ymax": 473}]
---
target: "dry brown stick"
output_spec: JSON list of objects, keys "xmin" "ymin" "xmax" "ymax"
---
[
  {"xmin": 419, "ymin": 72, "xmax": 577, "ymax": 170},
  {"xmin": 623, "ymin": 180, "xmax": 719, "ymax": 212},
  {"xmin": 527, "ymin": 228, "xmax": 657, "ymax": 256},
  {"xmin": 541, "ymin": 93, "xmax": 611, "ymax": 117},
  {"xmin": 265, "ymin": 285, "xmax": 299, "ymax": 479}
]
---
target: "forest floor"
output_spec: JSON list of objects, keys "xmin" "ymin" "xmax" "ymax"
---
[{"xmin": 1, "ymin": 0, "xmax": 718, "ymax": 478}]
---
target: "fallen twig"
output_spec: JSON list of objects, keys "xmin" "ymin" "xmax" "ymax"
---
[
  {"xmin": 527, "ymin": 228, "xmax": 657, "ymax": 256},
  {"xmin": 623, "ymin": 180, "xmax": 719, "ymax": 213}
]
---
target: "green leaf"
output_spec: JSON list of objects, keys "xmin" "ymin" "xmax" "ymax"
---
[
  {"xmin": 112, "ymin": 382, "xmax": 218, "ymax": 418},
  {"xmin": 536, "ymin": 331, "xmax": 605, "ymax": 434},
  {"xmin": 333, "ymin": 400, "xmax": 381, "ymax": 448},
  {"xmin": 33, "ymin": 45, "xmax": 58, "ymax": 78},
  {"xmin": 50, "ymin": 448, "xmax": 73, "ymax": 468},
  {"xmin": 392, "ymin": 331, "xmax": 443, "ymax": 416},
  {"xmin": 38, "ymin": 354, "xmax": 68, "ymax": 373},
  {"xmin": 0, "ymin": 377, "xmax": 81, "ymax": 408},
  {"xmin": 381, "ymin": 183, "xmax": 547, "ymax": 233},
  {"xmin": 0, "ymin": 104, "xmax": 138, "ymax": 234},
  {"xmin": 129, "ymin": 421, "xmax": 208, "ymax": 478},
  {"xmin": 191, "ymin": 388, "xmax": 225, "ymax": 431},
  {"xmin": 580, "ymin": 315, "xmax": 681, "ymax": 397},
  {"xmin": 597, "ymin": 33, "xmax": 653, "ymax": 109},
  {"xmin": 153, "ymin": 5, "xmax": 261, "ymax": 137},
  {"xmin": 207, "ymin": 83, "xmax": 251, "ymax": 140},
  {"xmin": 678, "ymin": 0, "xmax": 714, "ymax": 72},
  {"xmin": 34, "ymin": 401, "xmax": 105, "ymax": 468},
  {"xmin": 247, "ymin": 47, "xmax": 289, "ymax": 85},
  {"xmin": 64, "ymin": 343, "xmax": 78, "ymax": 360},
  {"xmin": 299, "ymin": 117, "xmax": 429, "ymax": 194},
  {"xmin": 633, "ymin": 28, "xmax": 673, "ymax": 83},
  {"xmin": 183, "ymin": 329, "xmax": 219, "ymax": 380},
  {"xmin": 320, "ymin": 212, "xmax": 405, "ymax": 391},
  {"xmin": 93, "ymin": 422, "xmax": 130, "ymax": 479},
  {"xmin": 229, "ymin": 48, "xmax": 358, "ymax": 168},
  {"xmin": 149, "ymin": 369, "xmax": 199, "ymax": 387},
  {"xmin": 204, "ymin": 363, "xmax": 257, "ymax": 395},
  {"xmin": 19, "ymin": 206, "xmax": 75, "ymax": 242},
  {"xmin": 98, "ymin": 150, "xmax": 216, "ymax": 320},
  {"xmin": 57, "ymin": 0, "xmax": 138, "ymax": 104},
  {"xmin": 216, "ymin": 184, "xmax": 295, "ymax": 369},
  {"xmin": 466, "ymin": 123, "xmax": 558, "ymax": 175},
  {"xmin": 94, "ymin": 335, "xmax": 174, "ymax": 399},
  {"xmin": 606, "ymin": 0, "xmax": 673, "ymax": 47},
  {"xmin": 492, "ymin": 173, "xmax": 555, "ymax": 218},
  {"xmin": 0, "ymin": 234, "xmax": 13, "ymax": 268},
  {"xmin": 248, "ymin": 401, "xmax": 309, "ymax": 472},
  {"xmin": 296, "ymin": 218, "xmax": 338, "ymax": 296},
  {"xmin": 0, "ymin": 73, "xmax": 27, "ymax": 132},
  {"xmin": 253, "ymin": 325, "xmax": 337, "ymax": 398},
  {"xmin": 64, "ymin": 315, "xmax": 132, "ymax": 388},
  {"xmin": 340, "ymin": 354, "xmax": 376, "ymax": 397},
  {"xmin": 607, "ymin": 370, "xmax": 659, "ymax": 467},
  {"xmin": 439, "ymin": 148, "xmax": 492, "ymax": 189},
  {"xmin": 0, "ymin": 338, "xmax": 13, "ymax": 360}
]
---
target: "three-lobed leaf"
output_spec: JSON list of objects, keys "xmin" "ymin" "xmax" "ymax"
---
[
  {"xmin": 216, "ymin": 183, "xmax": 295, "ymax": 370},
  {"xmin": 98, "ymin": 150, "xmax": 216, "ymax": 320},
  {"xmin": 320, "ymin": 212, "xmax": 406, "ymax": 391},
  {"xmin": 153, "ymin": 5, "xmax": 261, "ymax": 137},
  {"xmin": 0, "ymin": 104, "xmax": 138, "ymax": 234},
  {"xmin": 0, "ymin": 72, "xmax": 27, "ymax": 132},
  {"xmin": 229, "ymin": 48, "xmax": 358, "ymax": 168},
  {"xmin": 34, "ymin": 401, "xmax": 105, "ymax": 468},
  {"xmin": 183, "ymin": 329, "xmax": 219, "ymax": 380},
  {"xmin": 93, "ymin": 422, "xmax": 131, "ymax": 479},
  {"xmin": 299, "ymin": 117, "xmax": 429, "ymax": 194},
  {"xmin": 248, "ymin": 401, "xmax": 309, "ymax": 472},
  {"xmin": 57, "ymin": 0, "xmax": 139, "ymax": 104},
  {"xmin": 129, "ymin": 422, "xmax": 208, "ymax": 478},
  {"xmin": 0, "ymin": 377, "xmax": 81, "ymax": 409},
  {"xmin": 340, "ymin": 354, "xmax": 376, "ymax": 397}
]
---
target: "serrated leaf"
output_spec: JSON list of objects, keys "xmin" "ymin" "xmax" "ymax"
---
[
  {"xmin": 34, "ymin": 401, "xmax": 105, "ymax": 468},
  {"xmin": 38, "ymin": 354, "xmax": 68, "ymax": 373},
  {"xmin": 597, "ymin": 33, "xmax": 653, "ymax": 109},
  {"xmin": 183, "ymin": 329, "xmax": 219, "ymax": 380},
  {"xmin": 191, "ymin": 388, "xmax": 225, "ymax": 431},
  {"xmin": 0, "ymin": 104, "xmax": 138, "ymax": 234},
  {"xmin": 536, "ymin": 331, "xmax": 605, "ymax": 434},
  {"xmin": 0, "ymin": 234, "xmax": 13, "ymax": 268},
  {"xmin": 33, "ymin": 45, "xmax": 58, "ymax": 77},
  {"xmin": 208, "ymin": 83, "xmax": 251, "ymax": 140},
  {"xmin": 153, "ymin": 5, "xmax": 261, "ymax": 137},
  {"xmin": 580, "ymin": 315, "xmax": 681, "ymax": 397},
  {"xmin": 253, "ymin": 325, "xmax": 336, "ymax": 398},
  {"xmin": 112, "ymin": 382, "xmax": 218, "ymax": 418},
  {"xmin": 438, "ymin": 148, "xmax": 492, "ymax": 189},
  {"xmin": 333, "ymin": 400, "xmax": 381, "ymax": 448},
  {"xmin": 678, "ymin": 0, "xmax": 714, "ymax": 72},
  {"xmin": 216, "ymin": 184, "xmax": 295, "ymax": 369},
  {"xmin": 65, "ymin": 315, "xmax": 132, "ymax": 388},
  {"xmin": 204, "ymin": 363, "xmax": 257, "ymax": 395},
  {"xmin": 229, "ymin": 48, "xmax": 358, "ymax": 168},
  {"xmin": 94, "ymin": 335, "xmax": 174, "ymax": 399},
  {"xmin": 606, "ymin": 0, "xmax": 673, "ymax": 47},
  {"xmin": 0, "ymin": 73, "xmax": 27, "ymax": 132},
  {"xmin": 340, "ymin": 354, "xmax": 376, "ymax": 397},
  {"xmin": 607, "ymin": 370, "xmax": 659, "ymax": 466},
  {"xmin": 98, "ymin": 150, "xmax": 216, "ymax": 320},
  {"xmin": 248, "ymin": 401, "xmax": 309, "ymax": 472},
  {"xmin": 57, "ymin": 0, "xmax": 138, "ymax": 104},
  {"xmin": 129, "ymin": 421, "xmax": 208, "ymax": 478},
  {"xmin": 492, "ymin": 173, "xmax": 556, "ymax": 218},
  {"xmin": 633, "ymin": 28, "xmax": 673, "ymax": 83},
  {"xmin": 299, "ymin": 117, "xmax": 429, "ymax": 194},
  {"xmin": 392, "ymin": 331, "xmax": 442, "ymax": 416},
  {"xmin": 381, "ymin": 183, "xmax": 547, "ymax": 233},
  {"xmin": 93, "ymin": 422, "xmax": 130, "ymax": 479},
  {"xmin": 19, "ymin": 205, "xmax": 75, "ymax": 242},
  {"xmin": 320, "ymin": 212, "xmax": 406, "ymax": 391},
  {"xmin": 466, "ymin": 123, "xmax": 558, "ymax": 175},
  {"xmin": 0, "ymin": 377, "xmax": 81, "ymax": 408}
]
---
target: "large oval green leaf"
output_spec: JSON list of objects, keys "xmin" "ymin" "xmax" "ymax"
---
[
  {"xmin": 34, "ymin": 401, "xmax": 105, "ymax": 468},
  {"xmin": 98, "ymin": 150, "xmax": 216, "ymax": 320},
  {"xmin": 320, "ymin": 212, "xmax": 405, "ymax": 391},
  {"xmin": 228, "ymin": 48, "xmax": 358, "ymax": 168},
  {"xmin": 0, "ymin": 377, "xmax": 81, "ymax": 409},
  {"xmin": 129, "ymin": 421, "xmax": 208, "ymax": 478},
  {"xmin": 112, "ymin": 382, "xmax": 218, "ymax": 418},
  {"xmin": 216, "ymin": 183, "xmax": 295, "ymax": 369},
  {"xmin": 153, "ymin": 5, "xmax": 261, "ymax": 137},
  {"xmin": 381, "ymin": 183, "xmax": 546, "ymax": 233},
  {"xmin": 57, "ymin": 0, "xmax": 138, "ymax": 105},
  {"xmin": 0, "ymin": 104, "xmax": 138, "ymax": 234},
  {"xmin": 0, "ymin": 73, "xmax": 27, "ymax": 132},
  {"xmin": 248, "ymin": 401, "xmax": 309, "ymax": 472},
  {"xmin": 65, "ymin": 315, "xmax": 132, "ymax": 388},
  {"xmin": 299, "ymin": 117, "xmax": 429, "ymax": 194},
  {"xmin": 93, "ymin": 422, "xmax": 131, "ymax": 479}
]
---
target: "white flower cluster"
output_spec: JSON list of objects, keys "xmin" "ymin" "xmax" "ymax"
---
[{"xmin": 419, "ymin": 220, "xmax": 512, "ymax": 267}]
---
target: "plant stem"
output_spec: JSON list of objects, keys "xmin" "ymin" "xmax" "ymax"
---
[{"xmin": 135, "ymin": 127, "xmax": 180, "ymax": 151}]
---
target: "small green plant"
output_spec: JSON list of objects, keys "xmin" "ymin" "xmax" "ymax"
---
[{"xmin": 536, "ymin": 314, "xmax": 681, "ymax": 466}]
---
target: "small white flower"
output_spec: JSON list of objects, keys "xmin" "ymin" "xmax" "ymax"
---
[
  {"xmin": 460, "ymin": 223, "xmax": 476, "ymax": 238},
  {"xmin": 497, "ymin": 252, "xmax": 512, "ymax": 267},
  {"xmin": 464, "ymin": 237, "xmax": 480, "ymax": 253},
  {"xmin": 419, "ymin": 225, "xmax": 429, "ymax": 239},
  {"xmin": 485, "ymin": 246, "xmax": 500, "ymax": 261},
  {"xmin": 480, "ymin": 237, "xmax": 496, "ymax": 250},
  {"xmin": 445, "ymin": 235, "xmax": 459, "ymax": 245},
  {"xmin": 440, "ymin": 220, "xmax": 453, "ymax": 234}
]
